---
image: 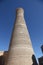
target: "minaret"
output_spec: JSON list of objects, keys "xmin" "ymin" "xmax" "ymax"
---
[{"xmin": 6, "ymin": 8, "xmax": 34, "ymax": 65}]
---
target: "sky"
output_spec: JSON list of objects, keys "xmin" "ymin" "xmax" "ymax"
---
[{"xmin": 0, "ymin": 0, "xmax": 43, "ymax": 60}]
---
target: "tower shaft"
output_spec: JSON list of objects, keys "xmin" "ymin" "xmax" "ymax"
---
[{"xmin": 6, "ymin": 8, "xmax": 34, "ymax": 65}]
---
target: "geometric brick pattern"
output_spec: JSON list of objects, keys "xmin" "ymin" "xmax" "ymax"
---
[{"xmin": 6, "ymin": 8, "xmax": 34, "ymax": 65}]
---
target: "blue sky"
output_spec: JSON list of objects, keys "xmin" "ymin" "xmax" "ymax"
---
[{"xmin": 0, "ymin": 0, "xmax": 43, "ymax": 60}]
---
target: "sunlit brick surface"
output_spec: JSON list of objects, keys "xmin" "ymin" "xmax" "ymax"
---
[{"xmin": 6, "ymin": 8, "xmax": 34, "ymax": 65}]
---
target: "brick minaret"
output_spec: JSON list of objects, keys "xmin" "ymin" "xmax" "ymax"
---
[{"xmin": 6, "ymin": 8, "xmax": 34, "ymax": 65}]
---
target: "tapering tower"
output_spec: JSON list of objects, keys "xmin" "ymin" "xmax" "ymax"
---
[{"xmin": 6, "ymin": 8, "xmax": 34, "ymax": 65}]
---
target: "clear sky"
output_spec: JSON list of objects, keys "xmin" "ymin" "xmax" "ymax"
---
[{"xmin": 0, "ymin": 0, "xmax": 43, "ymax": 60}]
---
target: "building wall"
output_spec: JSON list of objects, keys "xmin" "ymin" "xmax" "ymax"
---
[{"xmin": 0, "ymin": 51, "xmax": 8, "ymax": 65}]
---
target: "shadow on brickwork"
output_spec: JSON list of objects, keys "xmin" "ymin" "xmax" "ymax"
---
[
  {"xmin": 0, "ymin": 55, "xmax": 5, "ymax": 65},
  {"xmin": 0, "ymin": 51, "xmax": 8, "ymax": 65}
]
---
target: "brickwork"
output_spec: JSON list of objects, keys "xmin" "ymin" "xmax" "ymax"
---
[{"xmin": 6, "ymin": 8, "xmax": 34, "ymax": 65}]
